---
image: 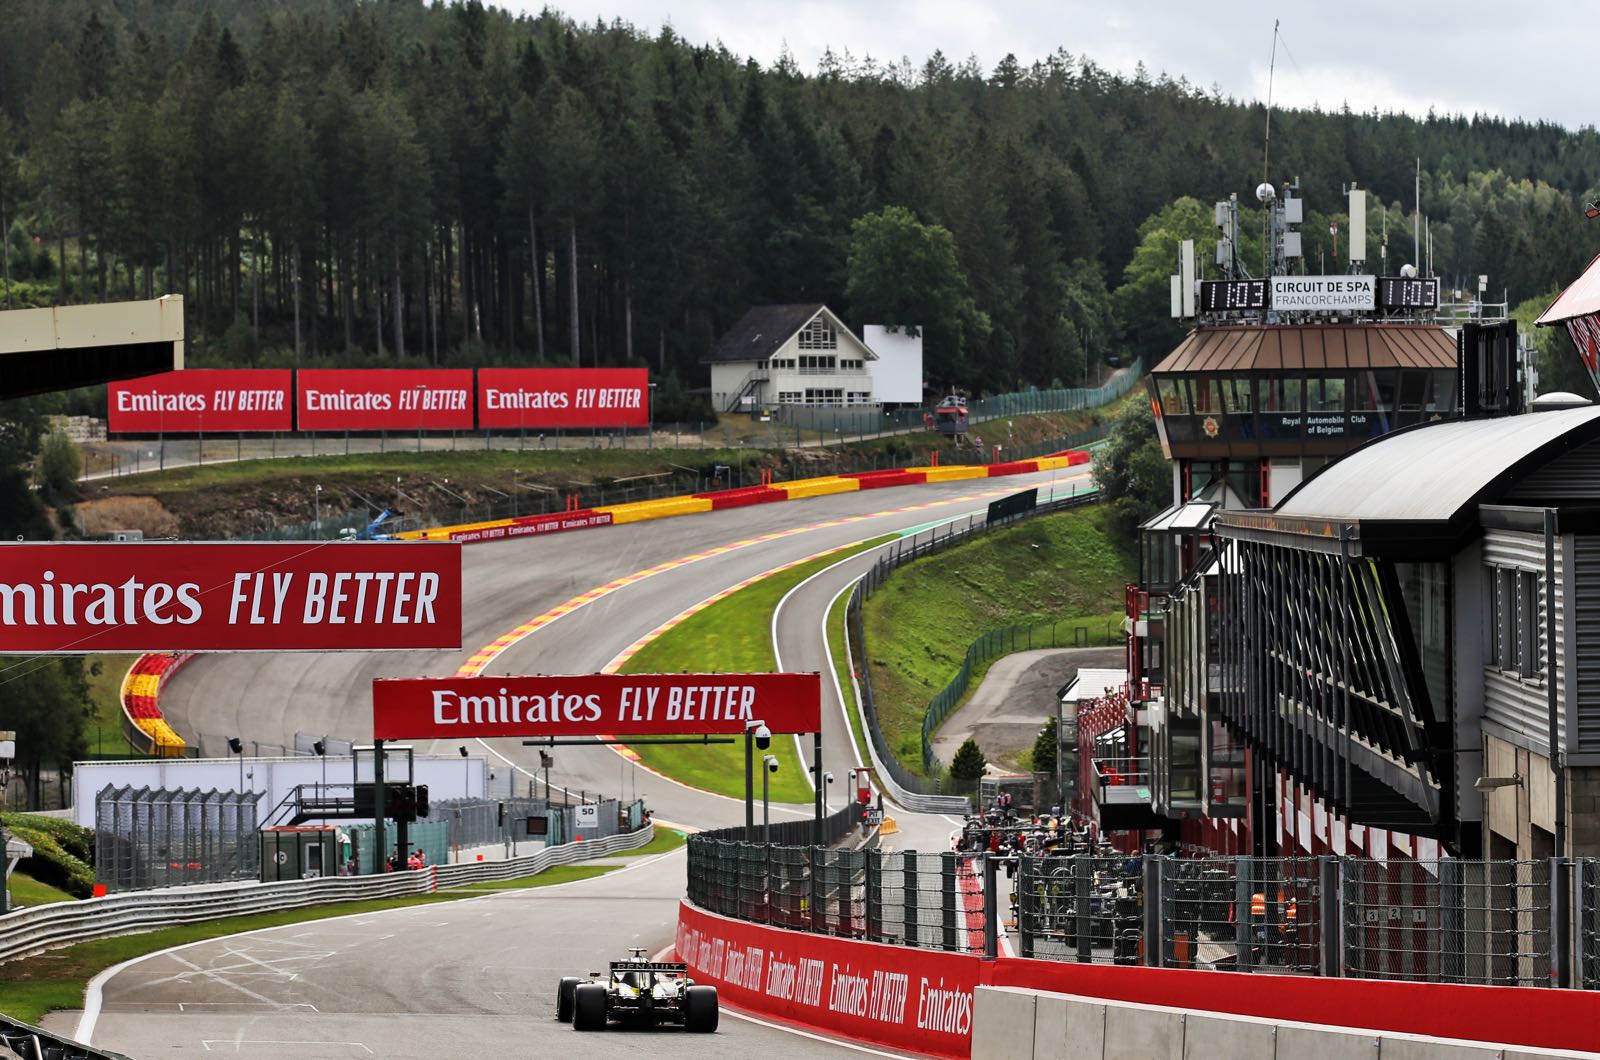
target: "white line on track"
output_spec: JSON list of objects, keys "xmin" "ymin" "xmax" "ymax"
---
[
  {"xmin": 719, "ymin": 1007, "xmax": 919, "ymax": 1058},
  {"xmin": 75, "ymin": 845, "xmax": 683, "ymax": 1045}
]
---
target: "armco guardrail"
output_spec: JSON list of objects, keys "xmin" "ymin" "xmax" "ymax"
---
[
  {"xmin": 0, "ymin": 824, "xmax": 651, "ymax": 965},
  {"xmin": 0, "ymin": 1014, "xmax": 134, "ymax": 1060},
  {"xmin": 846, "ymin": 489, "xmax": 1100, "ymax": 811}
]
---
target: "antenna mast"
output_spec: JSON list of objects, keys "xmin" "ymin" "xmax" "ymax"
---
[{"xmin": 1263, "ymin": 20, "xmax": 1279, "ymax": 187}]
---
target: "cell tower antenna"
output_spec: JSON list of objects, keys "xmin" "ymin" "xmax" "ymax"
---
[{"xmin": 1263, "ymin": 20, "xmax": 1279, "ymax": 187}]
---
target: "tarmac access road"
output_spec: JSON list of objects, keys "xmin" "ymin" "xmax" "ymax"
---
[{"xmin": 86, "ymin": 467, "xmax": 1094, "ymax": 1057}]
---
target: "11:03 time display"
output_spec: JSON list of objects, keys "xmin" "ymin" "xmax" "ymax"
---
[{"xmin": 1199, "ymin": 280, "xmax": 1267, "ymax": 312}]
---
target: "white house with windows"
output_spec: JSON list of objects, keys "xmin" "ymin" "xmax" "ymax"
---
[{"xmin": 705, "ymin": 304, "xmax": 881, "ymax": 412}]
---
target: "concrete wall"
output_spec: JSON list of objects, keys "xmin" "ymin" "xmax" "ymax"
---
[{"xmin": 971, "ymin": 986, "xmax": 1596, "ymax": 1060}]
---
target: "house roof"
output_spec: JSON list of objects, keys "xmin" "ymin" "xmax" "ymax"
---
[
  {"xmin": 1153, "ymin": 324, "xmax": 1457, "ymax": 374},
  {"xmin": 1537, "ymin": 251, "xmax": 1600, "ymax": 326},
  {"xmin": 1061, "ymin": 669, "xmax": 1128, "ymax": 704},
  {"xmin": 704, "ymin": 304, "xmax": 826, "ymax": 364},
  {"xmin": 1273, "ymin": 405, "xmax": 1600, "ymax": 523}
]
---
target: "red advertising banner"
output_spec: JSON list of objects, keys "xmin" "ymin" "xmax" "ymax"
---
[
  {"xmin": 371, "ymin": 672, "xmax": 820, "ymax": 739},
  {"xmin": 0, "ymin": 542, "xmax": 461, "ymax": 653},
  {"xmin": 296, "ymin": 369, "xmax": 475, "ymax": 431},
  {"xmin": 107, "ymin": 370, "xmax": 294, "ymax": 433},
  {"xmin": 416, "ymin": 510, "xmax": 613, "ymax": 543},
  {"xmin": 676, "ymin": 901, "xmax": 978, "ymax": 1058},
  {"xmin": 477, "ymin": 368, "xmax": 650, "ymax": 429}
]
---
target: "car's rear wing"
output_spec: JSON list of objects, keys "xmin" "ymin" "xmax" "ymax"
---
[{"xmin": 609, "ymin": 961, "xmax": 687, "ymax": 974}]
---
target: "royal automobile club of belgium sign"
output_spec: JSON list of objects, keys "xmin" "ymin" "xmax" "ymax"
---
[{"xmin": 1269, "ymin": 275, "xmax": 1376, "ymax": 313}]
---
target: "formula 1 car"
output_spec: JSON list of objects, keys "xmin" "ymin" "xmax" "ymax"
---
[{"xmin": 556, "ymin": 948, "xmax": 718, "ymax": 1033}]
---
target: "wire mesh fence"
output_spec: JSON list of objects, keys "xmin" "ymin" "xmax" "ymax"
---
[
  {"xmin": 94, "ymin": 784, "xmax": 262, "ymax": 892},
  {"xmin": 1341, "ymin": 858, "xmax": 1551, "ymax": 986},
  {"xmin": 690, "ymin": 842, "xmax": 1592, "ymax": 989},
  {"xmin": 1015, "ymin": 854, "xmax": 1143, "ymax": 964},
  {"xmin": 686, "ymin": 839, "xmax": 991, "ymax": 954}
]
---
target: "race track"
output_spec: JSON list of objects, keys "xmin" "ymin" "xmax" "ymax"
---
[{"xmin": 86, "ymin": 467, "xmax": 1095, "ymax": 1056}]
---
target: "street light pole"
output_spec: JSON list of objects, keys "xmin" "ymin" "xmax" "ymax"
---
[
  {"xmin": 762, "ymin": 754, "xmax": 777, "ymax": 845},
  {"xmin": 314, "ymin": 484, "xmax": 322, "ymax": 535}
]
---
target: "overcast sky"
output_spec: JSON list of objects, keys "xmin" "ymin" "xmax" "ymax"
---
[{"xmin": 499, "ymin": 1, "xmax": 1591, "ymax": 131}]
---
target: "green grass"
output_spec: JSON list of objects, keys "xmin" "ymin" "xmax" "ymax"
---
[
  {"xmin": 449, "ymin": 863, "xmax": 620, "ymax": 890},
  {"xmin": 0, "ymin": 892, "xmax": 474, "ymax": 1024},
  {"xmin": 82, "ymin": 654, "xmax": 138, "ymax": 757},
  {"xmin": 5, "ymin": 872, "xmax": 76, "ymax": 909},
  {"xmin": 862, "ymin": 505, "xmax": 1133, "ymax": 775},
  {"xmin": 618, "ymin": 536, "xmax": 894, "ymax": 802},
  {"xmin": 594, "ymin": 827, "xmax": 686, "ymax": 858}
]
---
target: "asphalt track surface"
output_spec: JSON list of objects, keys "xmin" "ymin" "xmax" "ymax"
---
[{"xmin": 89, "ymin": 467, "xmax": 1095, "ymax": 1057}]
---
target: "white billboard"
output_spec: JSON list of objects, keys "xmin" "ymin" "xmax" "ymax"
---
[
  {"xmin": 862, "ymin": 325, "xmax": 923, "ymax": 404},
  {"xmin": 1271, "ymin": 275, "xmax": 1376, "ymax": 312}
]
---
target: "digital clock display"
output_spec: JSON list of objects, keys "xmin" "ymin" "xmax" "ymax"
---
[
  {"xmin": 1378, "ymin": 277, "xmax": 1439, "ymax": 310},
  {"xmin": 1199, "ymin": 280, "xmax": 1267, "ymax": 312}
]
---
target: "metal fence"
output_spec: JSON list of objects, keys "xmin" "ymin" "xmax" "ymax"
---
[
  {"xmin": 687, "ymin": 841, "xmax": 1600, "ymax": 990},
  {"xmin": 846, "ymin": 490, "xmax": 1101, "ymax": 799},
  {"xmin": 687, "ymin": 837, "xmax": 991, "ymax": 955},
  {"xmin": 93, "ymin": 785, "xmax": 262, "ymax": 892},
  {"xmin": 776, "ymin": 356, "xmax": 1148, "ymax": 436}
]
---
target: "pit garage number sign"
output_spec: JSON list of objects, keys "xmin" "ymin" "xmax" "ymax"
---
[{"xmin": 371, "ymin": 672, "xmax": 822, "ymax": 739}]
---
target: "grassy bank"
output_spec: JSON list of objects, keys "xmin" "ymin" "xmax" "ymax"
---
[
  {"xmin": 617, "ymin": 538, "xmax": 892, "ymax": 803},
  {"xmin": 85, "ymin": 404, "xmax": 1113, "ymax": 540},
  {"xmin": 861, "ymin": 505, "xmax": 1133, "ymax": 774}
]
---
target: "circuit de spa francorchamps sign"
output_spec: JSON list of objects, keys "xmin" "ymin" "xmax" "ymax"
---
[
  {"xmin": 371, "ymin": 672, "xmax": 821, "ymax": 740},
  {"xmin": 0, "ymin": 541, "xmax": 462, "ymax": 653}
]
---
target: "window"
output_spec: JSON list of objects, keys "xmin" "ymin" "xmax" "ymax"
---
[
  {"xmin": 847, "ymin": 391, "xmax": 872, "ymax": 405},
  {"xmin": 798, "ymin": 318, "xmax": 838, "ymax": 350},
  {"xmin": 840, "ymin": 358, "xmax": 864, "ymax": 371},
  {"xmin": 1256, "ymin": 378, "xmax": 1302, "ymax": 413},
  {"xmin": 769, "ymin": 358, "xmax": 796, "ymax": 371},
  {"xmin": 1486, "ymin": 566, "xmax": 1542, "ymax": 680},
  {"xmin": 777, "ymin": 391, "xmax": 802, "ymax": 403},
  {"xmin": 804, "ymin": 387, "xmax": 843, "ymax": 405},
  {"xmin": 1158, "ymin": 378, "xmax": 1190, "ymax": 415},
  {"xmin": 1306, "ymin": 378, "xmax": 1345, "ymax": 413},
  {"xmin": 799, "ymin": 354, "xmax": 836, "ymax": 373}
]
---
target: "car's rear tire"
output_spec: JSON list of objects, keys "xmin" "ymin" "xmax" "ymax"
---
[
  {"xmin": 573, "ymin": 983, "xmax": 608, "ymax": 1031},
  {"xmin": 556, "ymin": 977, "xmax": 581, "ymax": 1023},
  {"xmin": 684, "ymin": 985, "xmax": 718, "ymax": 1033}
]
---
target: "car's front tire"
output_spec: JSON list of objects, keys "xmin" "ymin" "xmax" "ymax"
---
[
  {"xmin": 556, "ymin": 976, "xmax": 581, "ymax": 1023},
  {"xmin": 573, "ymin": 983, "xmax": 608, "ymax": 1031},
  {"xmin": 684, "ymin": 985, "xmax": 718, "ymax": 1033}
]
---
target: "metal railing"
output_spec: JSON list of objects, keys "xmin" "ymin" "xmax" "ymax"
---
[
  {"xmin": 0, "ymin": 1015, "xmax": 133, "ymax": 1060},
  {"xmin": 94, "ymin": 785, "xmax": 261, "ymax": 892},
  {"xmin": 845, "ymin": 490, "xmax": 1101, "ymax": 806},
  {"xmin": 686, "ymin": 841, "xmax": 1600, "ymax": 990},
  {"xmin": 776, "ymin": 356, "xmax": 1147, "ymax": 436},
  {"xmin": 0, "ymin": 824, "xmax": 652, "ymax": 966},
  {"xmin": 687, "ymin": 835, "xmax": 992, "ymax": 955}
]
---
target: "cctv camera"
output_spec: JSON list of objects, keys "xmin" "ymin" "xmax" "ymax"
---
[
  {"xmin": 764, "ymin": 754, "xmax": 779, "ymax": 774},
  {"xmin": 753, "ymin": 723, "xmax": 772, "ymax": 751},
  {"xmin": 824, "ymin": 772, "xmax": 835, "ymax": 784}
]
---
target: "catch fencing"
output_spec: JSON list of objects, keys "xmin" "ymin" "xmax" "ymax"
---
[
  {"xmin": 846, "ymin": 490, "xmax": 1100, "ymax": 804},
  {"xmin": 687, "ymin": 836, "xmax": 992, "ymax": 955},
  {"xmin": 93, "ymin": 785, "xmax": 261, "ymax": 892},
  {"xmin": 689, "ymin": 841, "xmax": 1600, "ymax": 990},
  {"xmin": 776, "ymin": 356, "xmax": 1147, "ymax": 436}
]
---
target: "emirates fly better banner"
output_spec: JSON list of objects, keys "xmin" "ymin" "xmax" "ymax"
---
[
  {"xmin": 0, "ymin": 542, "xmax": 462, "ymax": 653},
  {"xmin": 107, "ymin": 370, "xmax": 293, "ymax": 433},
  {"xmin": 371, "ymin": 672, "xmax": 821, "ymax": 739},
  {"xmin": 296, "ymin": 369, "xmax": 475, "ymax": 431},
  {"xmin": 477, "ymin": 367, "xmax": 650, "ymax": 429}
]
